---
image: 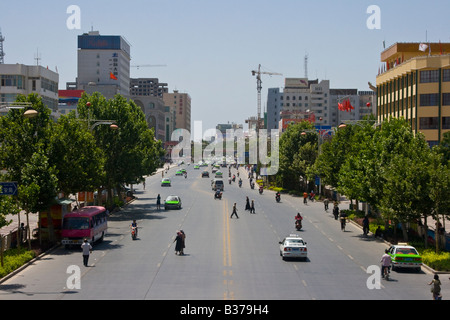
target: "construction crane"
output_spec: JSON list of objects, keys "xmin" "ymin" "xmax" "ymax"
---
[
  {"xmin": 131, "ymin": 64, "xmax": 167, "ymax": 70},
  {"xmin": 251, "ymin": 64, "xmax": 282, "ymax": 130}
]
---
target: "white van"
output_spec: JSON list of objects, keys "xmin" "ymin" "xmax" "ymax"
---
[{"xmin": 211, "ymin": 179, "xmax": 224, "ymax": 191}]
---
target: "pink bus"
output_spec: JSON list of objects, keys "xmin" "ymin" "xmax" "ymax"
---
[{"xmin": 61, "ymin": 206, "xmax": 108, "ymax": 248}]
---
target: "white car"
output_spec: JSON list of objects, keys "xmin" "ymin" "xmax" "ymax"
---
[{"xmin": 279, "ymin": 234, "xmax": 307, "ymax": 261}]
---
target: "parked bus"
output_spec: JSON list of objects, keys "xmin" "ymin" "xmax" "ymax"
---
[{"xmin": 61, "ymin": 206, "xmax": 108, "ymax": 248}]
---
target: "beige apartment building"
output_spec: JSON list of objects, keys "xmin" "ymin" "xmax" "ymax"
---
[
  {"xmin": 376, "ymin": 42, "xmax": 450, "ymax": 146},
  {"xmin": 163, "ymin": 90, "xmax": 191, "ymax": 133}
]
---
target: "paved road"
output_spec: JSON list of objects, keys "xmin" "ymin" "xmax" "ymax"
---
[{"xmin": 0, "ymin": 164, "xmax": 445, "ymax": 302}]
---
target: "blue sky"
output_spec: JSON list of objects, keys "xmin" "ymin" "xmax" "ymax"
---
[{"xmin": 1, "ymin": 0, "xmax": 449, "ymax": 131}]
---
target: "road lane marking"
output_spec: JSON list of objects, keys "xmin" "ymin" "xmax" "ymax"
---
[{"xmin": 222, "ymin": 198, "xmax": 234, "ymax": 300}]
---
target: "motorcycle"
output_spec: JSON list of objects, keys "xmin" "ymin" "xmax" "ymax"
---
[
  {"xmin": 214, "ymin": 190, "xmax": 223, "ymax": 200},
  {"xmin": 295, "ymin": 219, "xmax": 302, "ymax": 231},
  {"xmin": 259, "ymin": 186, "xmax": 263, "ymax": 194},
  {"xmin": 340, "ymin": 217, "xmax": 346, "ymax": 231},
  {"xmin": 250, "ymin": 182, "xmax": 255, "ymax": 189},
  {"xmin": 131, "ymin": 226, "xmax": 138, "ymax": 240},
  {"xmin": 275, "ymin": 194, "xmax": 281, "ymax": 203},
  {"xmin": 238, "ymin": 179, "xmax": 242, "ymax": 188}
]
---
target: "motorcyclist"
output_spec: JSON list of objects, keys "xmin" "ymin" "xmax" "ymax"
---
[
  {"xmin": 131, "ymin": 219, "xmax": 138, "ymax": 237},
  {"xmin": 238, "ymin": 178, "xmax": 242, "ymax": 187},
  {"xmin": 275, "ymin": 192, "xmax": 281, "ymax": 202},
  {"xmin": 215, "ymin": 189, "xmax": 222, "ymax": 199},
  {"xmin": 295, "ymin": 213, "xmax": 303, "ymax": 229},
  {"xmin": 259, "ymin": 185, "xmax": 263, "ymax": 194},
  {"xmin": 339, "ymin": 210, "xmax": 347, "ymax": 231},
  {"xmin": 333, "ymin": 202, "xmax": 339, "ymax": 220}
]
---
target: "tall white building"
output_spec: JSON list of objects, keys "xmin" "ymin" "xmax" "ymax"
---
[
  {"xmin": 268, "ymin": 78, "xmax": 331, "ymax": 132},
  {"xmin": 76, "ymin": 31, "xmax": 131, "ymax": 99},
  {"xmin": 0, "ymin": 64, "xmax": 59, "ymax": 111},
  {"xmin": 268, "ymin": 78, "xmax": 376, "ymax": 132}
]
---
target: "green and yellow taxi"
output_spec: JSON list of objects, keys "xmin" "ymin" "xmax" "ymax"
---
[
  {"xmin": 387, "ymin": 243, "xmax": 422, "ymax": 272},
  {"xmin": 175, "ymin": 170, "xmax": 184, "ymax": 176},
  {"xmin": 161, "ymin": 178, "xmax": 171, "ymax": 187},
  {"xmin": 164, "ymin": 195, "xmax": 182, "ymax": 210},
  {"xmin": 194, "ymin": 164, "xmax": 200, "ymax": 170},
  {"xmin": 215, "ymin": 171, "xmax": 223, "ymax": 178}
]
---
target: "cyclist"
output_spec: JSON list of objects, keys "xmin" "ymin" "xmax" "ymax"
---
[{"xmin": 380, "ymin": 249, "xmax": 392, "ymax": 279}]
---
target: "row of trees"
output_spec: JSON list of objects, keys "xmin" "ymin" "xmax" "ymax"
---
[
  {"xmin": 276, "ymin": 116, "xmax": 450, "ymax": 251},
  {"xmin": 0, "ymin": 92, "xmax": 165, "ymax": 247}
]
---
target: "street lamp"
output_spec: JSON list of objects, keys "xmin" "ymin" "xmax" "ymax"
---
[
  {"xmin": 0, "ymin": 102, "xmax": 38, "ymax": 118},
  {"xmin": 84, "ymin": 101, "xmax": 118, "ymax": 131}
]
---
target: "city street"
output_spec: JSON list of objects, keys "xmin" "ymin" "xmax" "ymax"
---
[{"xmin": 0, "ymin": 164, "xmax": 444, "ymax": 301}]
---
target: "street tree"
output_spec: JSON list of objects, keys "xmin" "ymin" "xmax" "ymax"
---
[
  {"xmin": 49, "ymin": 114, "xmax": 105, "ymax": 202},
  {"xmin": 18, "ymin": 149, "xmax": 58, "ymax": 246},
  {"xmin": 77, "ymin": 93, "xmax": 164, "ymax": 208},
  {"xmin": 278, "ymin": 121, "xmax": 317, "ymax": 192}
]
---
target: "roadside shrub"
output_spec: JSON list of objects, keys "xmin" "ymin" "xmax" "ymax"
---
[
  {"xmin": 0, "ymin": 248, "xmax": 36, "ymax": 278},
  {"xmin": 421, "ymin": 249, "xmax": 450, "ymax": 272}
]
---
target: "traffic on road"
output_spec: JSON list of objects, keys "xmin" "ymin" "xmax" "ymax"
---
[{"xmin": 0, "ymin": 160, "xmax": 443, "ymax": 301}]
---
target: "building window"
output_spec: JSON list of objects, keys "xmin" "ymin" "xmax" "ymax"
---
[
  {"xmin": 420, "ymin": 70, "xmax": 439, "ymax": 83},
  {"xmin": 419, "ymin": 117, "xmax": 439, "ymax": 129},
  {"xmin": 420, "ymin": 93, "xmax": 439, "ymax": 106},
  {"xmin": 1, "ymin": 75, "xmax": 26, "ymax": 89},
  {"xmin": 443, "ymin": 69, "xmax": 450, "ymax": 82},
  {"xmin": 443, "ymin": 117, "xmax": 450, "ymax": 130},
  {"xmin": 443, "ymin": 93, "xmax": 450, "ymax": 106}
]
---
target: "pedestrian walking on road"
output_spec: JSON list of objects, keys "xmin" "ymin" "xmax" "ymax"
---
[
  {"xmin": 81, "ymin": 239, "xmax": 92, "ymax": 267},
  {"xmin": 303, "ymin": 192, "xmax": 308, "ymax": 204},
  {"xmin": 174, "ymin": 231, "xmax": 184, "ymax": 255},
  {"xmin": 157, "ymin": 194, "xmax": 161, "ymax": 210},
  {"xmin": 245, "ymin": 197, "xmax": 250, "ymax": 211},
  {"xmin": 324, "ymin": 198, "xmax": 329, "ymax": 211},
  {"xmin": 363, "ymin": 215, "xmax": 370, "ymax": 235},
  {"xmin": 230, "ymin": 203, "xmax": 239, "ymax": 218},
  {"xmin": 250, "ymin": 200, "xmax": 255, "ymax": 214},
  {"xmin": 429, "ymin": 274, "xmax": 442, "ymax": 300},
  {"xmin": 180, "ymin": 230, "xmax": 186, "ymax": 255}
]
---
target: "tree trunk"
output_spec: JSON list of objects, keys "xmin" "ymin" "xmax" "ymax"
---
[
  {"xmin": 26, "ymin": 212, "xmax": 31, "ymax": 250},
  {"xmin": 401, "ymin": 221, "xmax": 409, "ymax": 243}
]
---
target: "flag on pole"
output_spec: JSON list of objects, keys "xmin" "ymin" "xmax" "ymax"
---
[
  {"xmin": 110, "ymin": 72, "xmax": 118, "ymax": 80},
  {"xmin": 419, "ymin": 43, "xmax": 428, "ymax": 52}
]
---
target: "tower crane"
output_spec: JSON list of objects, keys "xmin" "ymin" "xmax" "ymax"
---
[
  {"xmin": 131, "ymin": 64, "xmax": 167, "ymax": 70},
  {"xmin": 251, "ymin": 64, "xmax": 282, "ymax": 130}
]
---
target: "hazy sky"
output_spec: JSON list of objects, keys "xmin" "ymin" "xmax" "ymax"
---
[{"xmin": 1, "ymin": 0, "xmax": 449, "ymax": 131}]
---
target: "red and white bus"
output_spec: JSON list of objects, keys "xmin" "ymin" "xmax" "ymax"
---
[{"xmin": 61, "ymin": 206, "xmax": 108, "ymax": 248}]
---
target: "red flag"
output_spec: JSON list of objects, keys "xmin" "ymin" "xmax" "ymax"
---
[{"xmin": 110, "ymin": 72, "xmax": 118, "ymax": 80}]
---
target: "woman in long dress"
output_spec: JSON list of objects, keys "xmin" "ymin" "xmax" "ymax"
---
[{"xmin": 174, "ymin": 231, "xmax": 183, "ymax": 255}]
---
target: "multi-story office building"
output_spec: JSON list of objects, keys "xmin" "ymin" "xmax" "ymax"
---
[
  {"xmin": 266, "ymin": 88, "xmax": 282, "ymax": 130},
  {"xmin": 329, "ymin": 90, "xmax": 376, "ymax": 126},
  {"xmin": 76, "ymin": 31, "xmax": 131, "ymax": 99},
  {"xmin": 130, "ymin": 78, "xmax": 169, "ymax": 142},
  {"xmin": 163, "ymin": 90, "xmax": 191, "ymax": 133},
  {"xmin": 269, "ymin": 78, "xmax": 376, "ymax": 132},
  {"xmin": 268, "ymin": 78, "xmax": 330, "ymax": 132},
  {"xmin": 0, "ymin": 64, "xmax": 59, "ymax": 113},
  {"xmin": 130, "ymin": 78, "xmax": 168, "ymax": 97},
  {"xmin": 376, "ymin": 42, "xmax": 450, "ymax": 145}
]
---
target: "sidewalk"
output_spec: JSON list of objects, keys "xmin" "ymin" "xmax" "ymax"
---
[{"xmin": 0, "ymin": 164, "xmax": 174, "ymax": 243}]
